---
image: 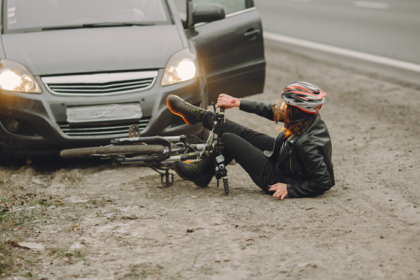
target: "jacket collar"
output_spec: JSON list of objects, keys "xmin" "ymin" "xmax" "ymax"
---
[{"xmin": 287, "ymin": 133, "xmax": 300, "ymax": 145}]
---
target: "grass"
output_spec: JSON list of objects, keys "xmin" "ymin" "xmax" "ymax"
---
[
  {"xmin": 48, "ymin": 248, "xmax": 67, "ymax": 257},
  {"xmin": 125, "ymin": 263, "xmax": 164, "ymax": 278},
  {"xmin": 0, "ymin": 166, "xmax": 114, "ymax": 277},
  {"xmin": 82, "ymin": 195, "xmax": 112, "ymax": 208},
  {"xmin": 0, "ymin": 191, "xmax": 42, "ymax": 277},
  {"xmin": 1, "ymin": 209, "xmax": 36, "ymax": 229},
  {"xmin": 0, "ymin": 194, "xmax": 67, "ymax": 234},
  {"xmin": 0, "ymin": 238, "xmax": 14, "ymax": 277},
  {"xmin": 0, "ymin": 171, "xmax": 58, "ymax": 277},
  {"xmin": 0, "ymin": 192, "xmax": 44, "ymax": 233},
  {"xmin": 0, "ymin": 236, "xmax": 42, "ymax": 277},
  {"xmin": 71, "ymin": 250, "xmax": 86, "ymax": 261},
  {"xmin": 59, "ymin": 172, "xmax": 84, "ymax": 183},
  {"xmin": 48, "ymin": 249, "xmax": 86, "ymax": 262}
]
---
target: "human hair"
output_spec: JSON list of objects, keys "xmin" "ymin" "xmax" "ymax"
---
[{"xmin": 272, "ymin": 101, "xmax": 316, "ymax": 138}]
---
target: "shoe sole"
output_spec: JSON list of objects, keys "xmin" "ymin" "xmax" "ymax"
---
[
  {"xmin": 166, "ymin": 95, "xmax": 194, "ymax": 126},
  {"xmin": 173, "ymin": 162, "xmax": 209, "ymax": 188}
]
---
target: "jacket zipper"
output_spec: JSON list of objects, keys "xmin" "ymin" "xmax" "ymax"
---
[{"xmin": 289, "ymin": 151, "xmax": 293, "ymax": 173}]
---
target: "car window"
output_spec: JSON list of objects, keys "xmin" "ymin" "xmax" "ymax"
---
[
  {"xmin": 192, "ymin": 0, "xmax": 254, "ymax": 15},
  {"xmin": 4, "ymin": 0, "xmax": 171, "ymax": 33}
]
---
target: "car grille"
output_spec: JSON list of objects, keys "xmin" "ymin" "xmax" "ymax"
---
[
  {"xmin": 48, "ymin": 79, "xmax": 154, "ymax": 94},
  {"xmin": 59, "ymin": 118, "xmax": 150, "ymax": 138},
  {"xmin": 41, "ymin": 71, "xmax": 158, "ymax": 96}
]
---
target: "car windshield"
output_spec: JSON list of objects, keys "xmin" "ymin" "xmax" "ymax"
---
[{"xmin": 4, "ymin": 0, "xmax": 171, "ymax": 33}]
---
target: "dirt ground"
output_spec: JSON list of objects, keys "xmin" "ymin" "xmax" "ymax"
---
[{"xmin": 1, "ymin": 42, "xmax": 420, "ymax": 280}]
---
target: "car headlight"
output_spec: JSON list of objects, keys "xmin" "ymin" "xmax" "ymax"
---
[
  {"xmin": 0, "ymin": 59, "xmax": 41, "ymax": 93},
  {"xmin": 161, "ymin": 49, "xmax": 198, "ymax": 86}
]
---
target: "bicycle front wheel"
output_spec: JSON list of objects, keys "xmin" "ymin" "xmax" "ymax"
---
[{"xmin": 60, "ymin": 145, "xmax": 165, "ymax": 159}]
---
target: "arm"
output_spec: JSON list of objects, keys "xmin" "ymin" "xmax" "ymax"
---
[
  {"xmin": 239, "ymin": 100, "xmax": 274, "ymax": 121},
  {"xmin": 216, "ymin": 94, "xmax": 274, "ymax": 121},
  {"xmin": 286, "ymin": 143, "xmax": 333, "ymax": 198}
]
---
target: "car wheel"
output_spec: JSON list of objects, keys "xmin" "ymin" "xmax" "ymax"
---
[{"xmin": 0, "ymin": 154, "xmax": 13, "ymax": 166}]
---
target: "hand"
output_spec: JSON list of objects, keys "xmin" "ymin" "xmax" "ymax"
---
[
  {"xmin": 269, "ymin": 183, "xmax": 288, "ymax": 200},
  {"xmin": 217, "ymin": 94, "xmax": 240, "ymax": 109}
]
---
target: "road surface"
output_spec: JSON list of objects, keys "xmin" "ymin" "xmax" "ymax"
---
[{"xmin": 175, "ymin": 0, "xmax": 420, "ymax": 65}]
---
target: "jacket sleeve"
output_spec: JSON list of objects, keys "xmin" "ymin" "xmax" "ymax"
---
[
  {"xmin": 239, "ymin": 99, "xmax": 274, "ymax": 121},
  {"xmin": 286, "ymin": 142, "xmax": 333, "ymax": 198}
]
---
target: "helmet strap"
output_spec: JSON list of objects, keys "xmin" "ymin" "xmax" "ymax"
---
[{"xmin": 290, "ymin": 107, "xmax": 313, "ymax": 124}]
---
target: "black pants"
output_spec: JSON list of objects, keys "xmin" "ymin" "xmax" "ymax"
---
[{"xmin": 202, "ymin": 112, "xmax": 284, "ymax": 193}]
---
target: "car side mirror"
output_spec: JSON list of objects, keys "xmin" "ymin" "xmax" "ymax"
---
[{"xmin": 191, "ymin": 3, "xmax": 225, "ymax": 26}]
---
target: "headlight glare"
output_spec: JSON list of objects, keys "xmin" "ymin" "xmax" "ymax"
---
[
  {"xmin": 162, "ymin": 49, "xmax": 197, "ymax": 86},
  {"xmin": 177, "ymin": 59, "xmax": 197, "ymax": 81},
  {"xmin": 0, "ymin": 60, "xmax": 41, "ymax": 93}
]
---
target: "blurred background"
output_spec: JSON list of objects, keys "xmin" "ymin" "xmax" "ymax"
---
[{"xmin": 174, "ymin": 0, "xmax": 420, "ymax": 86}]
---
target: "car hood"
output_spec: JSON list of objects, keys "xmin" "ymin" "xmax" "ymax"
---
[{"xmin": 1, "ymin": 25, "xmax": 184, "ymax": 75}]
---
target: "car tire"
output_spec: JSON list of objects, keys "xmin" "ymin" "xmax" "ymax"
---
[{"xmin": 0, "ymin": 154, "xmax": 14, "ymax": 166}]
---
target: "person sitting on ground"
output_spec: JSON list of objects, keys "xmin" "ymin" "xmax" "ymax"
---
[{"xmin": 166, "ymin": 81, "xmax": 334, "ymax": 199}]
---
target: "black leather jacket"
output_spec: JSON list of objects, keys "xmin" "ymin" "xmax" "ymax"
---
[{"xmin": 240, "ymin": 100, "xmax": 335, "ymax": 198}]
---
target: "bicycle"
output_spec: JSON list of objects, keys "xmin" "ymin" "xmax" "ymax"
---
[{"xmin": 60, "ymin": 104, "xmax": 232, "ymax": 195}]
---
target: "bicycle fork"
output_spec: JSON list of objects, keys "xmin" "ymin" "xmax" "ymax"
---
[{"xmin": 213, "ymin": 104, "xmax": 229, "ymax": 195}]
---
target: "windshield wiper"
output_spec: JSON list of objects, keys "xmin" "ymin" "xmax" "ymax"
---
[{"xmin": 42, "ymin": 22, "xmax": 154, "ymax": 31}]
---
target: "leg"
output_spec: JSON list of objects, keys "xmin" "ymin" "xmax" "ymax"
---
[
  {"xmin": 202, "ymin": 112, "xmax": 275, "ymax": 152},
  {"xmin": 218, "ymin": 133, "xmax": 281, "ymax": 192},
  {"xmin": 167, "ymin": 95, "xmax": 281, "ymax": 190},
  {"xmin": 173, "ymin": 132, "xmax": 284, "ymax": 192}
]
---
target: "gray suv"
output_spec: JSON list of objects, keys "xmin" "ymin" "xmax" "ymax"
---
[{"xmin": 0, "ymin": 0, "xmax": 265, "ymax": 157}]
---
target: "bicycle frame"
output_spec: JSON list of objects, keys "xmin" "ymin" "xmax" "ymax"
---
[{"xmin": 64, "ymin": 104, "xmax": 231, "ymax": 193}]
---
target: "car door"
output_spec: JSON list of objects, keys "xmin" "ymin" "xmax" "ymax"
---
[{"xmin": 186, "ymin": 0, "xmax": 265, "ymax": 103}]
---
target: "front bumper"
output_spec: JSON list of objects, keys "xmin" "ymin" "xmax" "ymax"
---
[{"xmin": 0, "ymin": 69, "xmax": 206, "ymax": 156}]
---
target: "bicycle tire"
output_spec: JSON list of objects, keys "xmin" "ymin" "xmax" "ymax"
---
[{"xmin": 60, "ymin": 144, "xmax": 165, "ymax": 159}]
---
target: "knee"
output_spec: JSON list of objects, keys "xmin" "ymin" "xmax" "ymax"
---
[
  {"xmin": 222, "ymin": 132, "xmax": 234, "ymax": 140},
  {"xmin": 222, "ymin": 133, "xmax": 236, "ymax": 148}
]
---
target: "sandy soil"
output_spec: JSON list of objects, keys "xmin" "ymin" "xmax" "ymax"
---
[{"xmin": 1, "ymin": 42, "xmax": 420, "ymax": 280}]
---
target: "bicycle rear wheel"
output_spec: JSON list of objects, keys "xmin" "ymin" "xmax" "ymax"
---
[{"xmin": 60, "ymin": 144, "xmax": 165, "ymax": 159}]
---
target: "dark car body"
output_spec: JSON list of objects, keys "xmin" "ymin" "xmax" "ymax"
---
[{"xmin": 0, "ymin": 0, "xmax": 265, "ymax": 157}]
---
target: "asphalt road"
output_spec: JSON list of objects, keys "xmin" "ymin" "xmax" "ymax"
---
[
  {"xmin": 174, "ymin": 0, "xmax": 420, "ymax": 66},
  {"xmin": 255, "ymin": 0, "xmax": 420, "ymax": 65}
]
